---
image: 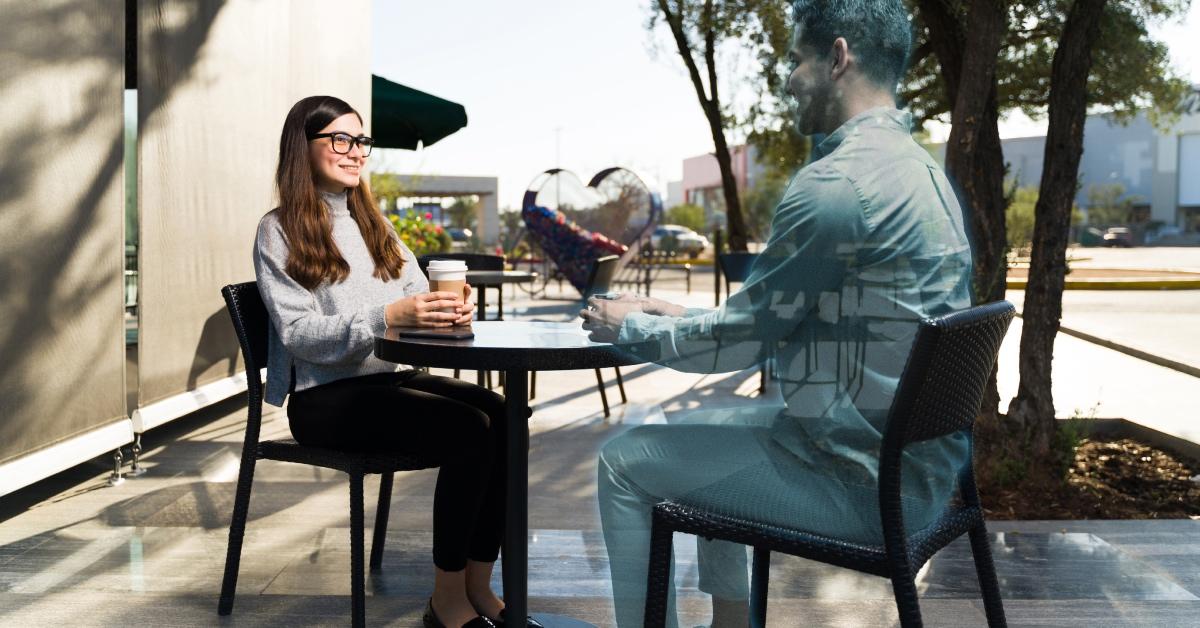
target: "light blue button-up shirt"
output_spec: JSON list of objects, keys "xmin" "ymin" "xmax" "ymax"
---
[{"xmin": 618, "ymin": 107, "xmax": 974, "ymax": 518}]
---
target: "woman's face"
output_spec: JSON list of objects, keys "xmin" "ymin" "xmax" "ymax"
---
[{"xmin": 309, "ymin": 112, "xmax": 366, "ymax": 193}]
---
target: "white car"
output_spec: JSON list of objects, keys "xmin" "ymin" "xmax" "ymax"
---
[{"xmin": 649, "ymin": 224, "xmax": 710, "ymax": 257}]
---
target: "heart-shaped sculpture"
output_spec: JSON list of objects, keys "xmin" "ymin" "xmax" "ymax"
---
[{"xmin": 522, "ymin": 168, "xmax": 662, "ymax": 294}]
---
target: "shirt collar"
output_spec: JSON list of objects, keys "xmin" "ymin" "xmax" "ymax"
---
[{"xmin": 812, "ymin": 107, "xmax": 913, "ymax": 160}]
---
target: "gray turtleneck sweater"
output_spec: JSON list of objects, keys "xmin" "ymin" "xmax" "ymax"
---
[{"xmin": 253, "ymin": 190, "xmax": 428, "ymax": 406}]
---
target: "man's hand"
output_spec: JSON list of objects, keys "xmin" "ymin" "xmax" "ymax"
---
[{"xmin": 579, "ymin": 295, "xmax": 645, "ymax": 343}]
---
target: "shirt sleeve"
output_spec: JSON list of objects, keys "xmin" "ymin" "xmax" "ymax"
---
[
  {"xmin": 252, "ymin": 213, "xmax": 387, "ymax": 366},
  {"xmin": 617, "ymin": 165, "xmax": 867, "ymax": 373}
]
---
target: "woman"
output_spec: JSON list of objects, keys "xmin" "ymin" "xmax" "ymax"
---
[{"xmin": 254, "ymin": 95, "xmax": 533, "ymax": 628}]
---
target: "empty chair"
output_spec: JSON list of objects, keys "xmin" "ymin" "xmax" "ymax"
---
[
  {"xmin": 644, "ymin": 300, "xmax": 1015, "ymax": 628},
  {"xmin": 217, "ymin": 282, "xmax": 440, "ymax": 627},
  {"xmin": 717, "ymin": 252, "xmax": 769, "ymax": 393}
]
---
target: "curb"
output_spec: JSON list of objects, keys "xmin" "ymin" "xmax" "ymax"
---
[
  {"xmin": 1013, "ymin": 313, "xmax": 1200, "ymax": 379},
  {"xmin": 1006, "ymin": 278, "xmax": 1200, "ymax": 290},
  {"xmin": 1070, "ymin": 418, "xmax": 1200, "ymax": 462}
]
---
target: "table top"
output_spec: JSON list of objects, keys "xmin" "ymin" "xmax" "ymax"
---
[
  {"xmin": 465, "ymin": 270, "xmax": 538, "ymax": 285},
  {"xmin": 375, "ymin": 321, "xmax": 655, "ymax": 371}
]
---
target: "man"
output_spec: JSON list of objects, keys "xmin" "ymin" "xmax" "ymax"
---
[{"xmin": 580, "ymin": 1, "xmax": 975, "ymax": 626}]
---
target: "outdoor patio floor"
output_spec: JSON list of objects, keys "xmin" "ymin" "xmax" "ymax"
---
[{"xmin": 2, "ymin": 271, "xmax": 1198, "ymax": 627}]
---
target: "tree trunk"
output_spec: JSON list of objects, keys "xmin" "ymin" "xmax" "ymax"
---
[
  {"xmin": 917, "ymin": 0, "xmax": 1009, "ymax": 428},
  {"xmin": 656, "ymin": 0, "xmax": 750, "ymax": 252},
  {"xmin": 1007, "ymin": 0, "xmax": 1109, "ymax": 459}
]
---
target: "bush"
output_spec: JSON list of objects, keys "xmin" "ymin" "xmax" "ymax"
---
[
  {"xmin": 664, "ymin": 203, "xmax": 706, "ymax": 232},
  {"xmin": 390, "ymin": 210, "xmax": 452, "ymax": 256}
]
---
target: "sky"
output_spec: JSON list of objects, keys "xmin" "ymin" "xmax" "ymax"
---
[{"xmin": 371, "ymin": 1, "xmax": 1200, "ymax": 209}]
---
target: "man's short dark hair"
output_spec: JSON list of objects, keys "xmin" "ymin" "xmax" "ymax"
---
[{"xmin": 792, "ymin": 0, "xmax": 912, "ymax": 89}]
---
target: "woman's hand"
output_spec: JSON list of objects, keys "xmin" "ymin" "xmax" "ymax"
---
[
  {"xmin": 454, "ymin": 285, "xmax": 475, "ymax": 326},
  {"xmin": 385, "ymin": 292, "xmax": 464, "ymax": 328}
]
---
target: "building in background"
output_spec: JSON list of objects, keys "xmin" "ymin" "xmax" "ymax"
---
[
  {"xmin": 937, "ymin": 85, "xmax": 1200, "ymax": 233},
  {"xmin": 677, "ymin": 144, "xmax": 763, "ymax": 228}
]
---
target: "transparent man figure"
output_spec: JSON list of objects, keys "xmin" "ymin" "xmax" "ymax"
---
[{"xmin": 580, "ymin": 1, "xmax": 975, "ymax": 626}]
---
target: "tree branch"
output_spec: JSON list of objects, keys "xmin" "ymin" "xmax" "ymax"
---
[{"xmin": 657, "ymin": 0, "xmax": 712, "ymax": 108}]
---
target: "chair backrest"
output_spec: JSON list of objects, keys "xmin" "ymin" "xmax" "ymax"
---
[
  {"xmin": 717, "ymin": 252, "xmax": 758, "ymax": 284},
  {"xmin": 220, "ymin": 282, "xmax": 269, "ymax": 391},
  {"xmin": 584, "ymin": 255, "xmax": 621, "ymax": 299},
  {"xmin": 418, "ymin": 253, "xmax": 504, "ymax": 277},
  {"xmin": 882, "ymin": 301, "xmax": 1015, "ymax": 449}
]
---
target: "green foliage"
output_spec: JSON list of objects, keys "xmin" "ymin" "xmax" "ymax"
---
[
  {"xmin": 446, "ymin": 196, "xmax": 479, "ymax": 230},
  {"xmin": 1006, "ymin": 184, "xmax": 1039, "ymax": 256},
  {"xmin": 903, "ymin": 0, "xmax": 1193, "ymax": 130},
  {"xmin": 369, "ymin": 172, "xmax": 408, "ymax": 210},
  {"xmin": 741, "ymin": 169, "xmax": 790, "ymax": 241},
  {"xmin": 1085, "ymin": 183, "xmax": 1139, "ymax": 225},
  {"xmin": 389, "ymin": 209, "xmax": 451, "ymax": 257},
  {"xmin": 664, "ymin": 203, "xmax": 707, "ymax": 232}
]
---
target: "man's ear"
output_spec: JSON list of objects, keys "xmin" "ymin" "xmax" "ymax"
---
[{"xmin": 830, "ymin": 37, "xmax": 850, "ymax": 80}]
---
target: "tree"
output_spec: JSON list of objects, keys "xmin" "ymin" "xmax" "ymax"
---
[
  {"xmin": 664, "ymin": 203, "xmax": 707, "ymax": 232},
  {"xmin": 903, "ymin": 0, "xmax": 1190, "ymax": 483},
  {"xmin": 649, "ymin": 0, "xmax": 789, "ymax": 252},
  {"xmin": 1085, "ymin": 183, "xmax": 1137, "ymax": 225},
  {"xmin": 445, "ymin": 196, "xmax": 479, "ymax": 230},
  {"xmin": 1006, "ymin": 184, "xmax": 1039, "ymax": 256}
]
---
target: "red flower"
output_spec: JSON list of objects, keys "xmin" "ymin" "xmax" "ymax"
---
[
  {"xmin": 435, "ymin": 226, "xmax": 443, "ymax": 233},
  {"xmin": 425, "ymin": 212, "xmax": 433, "ymax": 220}
]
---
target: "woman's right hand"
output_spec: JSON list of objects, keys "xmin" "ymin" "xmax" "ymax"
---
[{"xmin": 385, "ymin": 292, "xmax": 463, "ymax": 327}]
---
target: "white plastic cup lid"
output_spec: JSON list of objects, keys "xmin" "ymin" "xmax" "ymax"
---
[{"xmin": 426, "ymin": 259, "xmax": 468, "ymax": 272}]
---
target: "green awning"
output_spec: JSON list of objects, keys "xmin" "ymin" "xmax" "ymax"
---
[{"xmin": 371, "ymin": 74, "xmax": 468, "ymax": 150}]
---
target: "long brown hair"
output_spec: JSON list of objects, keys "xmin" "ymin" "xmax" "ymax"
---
[{"xmin": 275, "ymin": 95, "xmax": 404, "ymax": 290}]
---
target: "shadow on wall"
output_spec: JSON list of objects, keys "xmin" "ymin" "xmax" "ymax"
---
[
  {"xmin": 188, "ymin": 307, "xmax": 240, "ymax": 390},
  {"xmin": 0, "ymin": 1, "xmax": 225, "ymax": 459}
]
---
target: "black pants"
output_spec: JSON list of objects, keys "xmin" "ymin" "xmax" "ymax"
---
[{"xmin": 287, "ymin": 370, "xmax": 507, "ymax": 571}]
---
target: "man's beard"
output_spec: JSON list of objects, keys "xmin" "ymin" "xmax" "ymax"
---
[{"xmin": 793, "ymin": 82, "xmax": 830, "ymax": 136}]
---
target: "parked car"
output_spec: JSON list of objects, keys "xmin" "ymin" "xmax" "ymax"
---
[
  {"xmin": 648, "ymin": 224, "xmax": 709, "ymax": 257},
  {"xmin": 1102, "ymin": 227, "xmax": 1133, "ymax": 247},
  {"xmin": 447, "ymin": 227, "xmax": 473, "ymax": 243}
]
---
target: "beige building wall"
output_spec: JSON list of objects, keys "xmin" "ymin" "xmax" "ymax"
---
[
  {"xmin": 0, "ymin": 2, "xmax": 127, "ymax": 463},
  {"xmin": 136, "ymin": 0, "xmax": 371, "ymax": 408}
]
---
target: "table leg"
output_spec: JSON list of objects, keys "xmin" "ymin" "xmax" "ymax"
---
[{"xmin": 503, "ymin": 369, "xmax": 529, "ymax": 623}]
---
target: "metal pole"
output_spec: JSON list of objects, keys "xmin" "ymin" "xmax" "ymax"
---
[{"xmin": 713, "ymin": 227, "xmax": 723, "ymax": 306}]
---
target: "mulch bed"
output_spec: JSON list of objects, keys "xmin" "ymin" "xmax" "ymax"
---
[{"xmin": 983, "ymin": 438, "xmax": 1200, "ymax": 520}]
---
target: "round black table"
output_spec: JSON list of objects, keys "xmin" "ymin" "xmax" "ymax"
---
[
  {"xmin": 465, "ymin": 270, "xmax": 538, "ymax": 321},
  {"xmin": 375, "ymin": 321, "xmax": 654, "ymax": 627}
]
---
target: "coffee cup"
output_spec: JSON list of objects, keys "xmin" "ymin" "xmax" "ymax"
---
[{"xmin": 426, "ymin": 259, "xmax": 468, "ymax": 316}]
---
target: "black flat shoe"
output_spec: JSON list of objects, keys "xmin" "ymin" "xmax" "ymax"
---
[
  {"xmin": 423, "ymin": 598, "xmax": 497, "ymax": 628},
  {"xmin": 492, "ymin": 608, "xmax": 544, "ymax": 628}
]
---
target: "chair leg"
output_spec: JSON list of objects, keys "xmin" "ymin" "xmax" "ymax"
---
[
  {"xmin": 529, "ymin": 371, "xmax": 537, "ymax": 400},
  {"xmin": 370, "ymin": 472, "xmax": 394, "ymax": 571},
  {"xmin": 759, "ymin": 364, "xmax": 767, "ymax": 395},
  {"xmin": 497, "ymin": 285, "xmax": 504, "ymax": 320},
  {"xmin": 454, "ymin": 368, "xmax": 460, "ymax": 379},
  {"xmin": 614, "ymin": 367, "xmax": 627, "ymax": 404},
  {"xmin": 889, "ymin": 572, "xmax": 923, "ymax": 628},
  {"xmin": 350, "ymin": 472, "xmax": 367, "ymax": 628},
  {"xmin": 750, "ymin": 547, "xmax": 770, "ymax": 628},
  {"xmin": 218, "ymin": 455, "xmax": 258, "ymax": 615},
  {"xmin": 644, "ymin": 513, "xmax": 674, "ymax": 628},
  {"xmin": 969, "ymin": 521, "xmax": 1008, "ymax": 627},
  {"xmin": 595, "ymin": 368, "xmax": 611, "ymax": 418}
]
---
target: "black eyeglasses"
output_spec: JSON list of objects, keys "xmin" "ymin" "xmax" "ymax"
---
[{"xmin": 309, "ymin": 132, "xmax": 375, "ymax": 156}]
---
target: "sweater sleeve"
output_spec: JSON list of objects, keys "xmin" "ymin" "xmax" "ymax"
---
[{"xmin": 253, "ymin": 212, "xmax": 387, "ymax": 366}]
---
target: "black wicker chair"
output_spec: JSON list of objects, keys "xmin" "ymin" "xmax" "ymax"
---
[
  {"xmin": 644, "ymin": 301, "xmax": 1015, "ymax": 628},
  {"xmin": 217, "ymin": 282, "xmax": 440, "ymax": 627},
  {"xmin": 716, "ymin": 252, "xmax": 770, "ymax": 394}
]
